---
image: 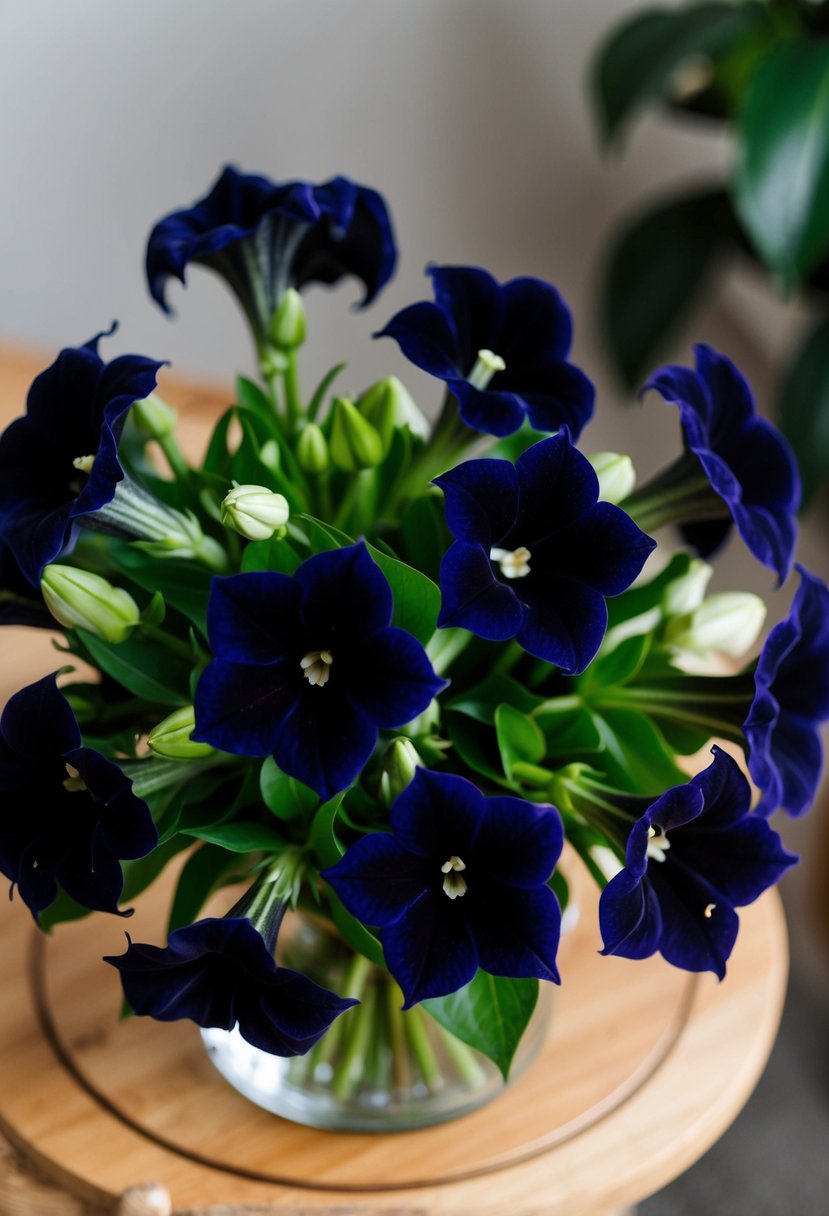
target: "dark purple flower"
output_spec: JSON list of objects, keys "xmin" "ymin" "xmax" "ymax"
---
[
  {"xmin": 644, "ymin": 344, "xmax": 800, "ymax": 583},
  {"xmin": 193, "ymin": 542, "xmax": 445, "ymax": 800},
  {"xmin": 0, "ymin": 673, "xmax": 157, "ymax": 919},
  {"xmin": 375, "ymin": 265, "xmax": 595, "ymax": 439},
  {"xmin": 0, "ymin": 329, "xmax": 162, "ymax": 586},
  {"xmin": 744, "ymin": 565, "xmax": 829, "ymax": 818},
  {"xmin": 105, "ymin": 916, "xmax": 356, "ymax": 1056},
  {"xmin": 146, "ymin": 166, "xmax": 397, "ymax": 343},
  {"xmin": 0, "ymin": 543, "xmax": 53, "ymax": 628},
  {"xmin": 435, "ymin": 431, "xmax": 655, "ymax": 674},
  {"xmin": 599, "ymin": 747, "xmax": 795, "ymax": 979},
  {"xmin": 323, "ymin": 769, "xmax": 563, "ymax": 1007}
]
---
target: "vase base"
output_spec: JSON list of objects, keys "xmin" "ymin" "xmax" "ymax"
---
[{"xmin": 201, "ymin": 1003, "xmax": 547, "ymax": 1133}]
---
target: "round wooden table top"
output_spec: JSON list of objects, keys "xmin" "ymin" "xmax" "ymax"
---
[{"xmin": 0, "ymin": 349, "xmax": 790, "ymax": 1215}]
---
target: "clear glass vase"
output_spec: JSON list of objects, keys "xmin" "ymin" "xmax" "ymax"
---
[{"xmin": 201, "ymin": 912, "xmax": 553, "ymax": 1131}]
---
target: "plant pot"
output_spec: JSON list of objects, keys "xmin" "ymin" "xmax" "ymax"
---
[{"xmin": 201, "ymin": 912, "xmax": 554, "ymax": 1132}]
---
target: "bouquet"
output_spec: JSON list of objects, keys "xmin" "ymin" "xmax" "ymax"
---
[{"xmin": 1, "ymin": 165, "xmax": 825, "ymax": 1123}]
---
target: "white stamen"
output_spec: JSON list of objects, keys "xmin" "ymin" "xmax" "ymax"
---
[
  {"xmin": 467, "ymin": 348, "xmax": 506, "ymax": 391},
  {"xmin": 646, "ymin": 824, "xmax": 671, "ymax": 864},
  {"xmin": 704, "ymin": 903, "xmax": 716, "ymax": 919},
  {"xmin": 301, "ymin": 649, "xmax": 333, "ymax": 688},
  {"xmin": 72, "ymin": 454, "xmax": 95, "ymax": 475},
  {"xmin": 63, "ymin": 763, "xmax": 87, "ymax": 793},
  {"xmin": 490, "ymin": 546, "xmax": 532, "ymax": 579},
  {"xmin": 441, "ymin": 855, "xmax": 467, "ymax": 899}
]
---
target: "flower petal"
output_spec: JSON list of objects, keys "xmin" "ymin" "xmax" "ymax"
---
[
  {"xmin": 382, "ymin": 891, "xmax": 479, "ymax": 1007},
  {"xmin": 323, "ymin": 833, "xmax": 431, "ymax": 927},
  {"xmin": 207, "ymin": 572, "xmax": 303, "ymax": 664},
  {"xmin": 437, "ymin": 541, "xmax": 524, "ymax": 639},
  {"xmin": 193, "ymin": 659, "xmax": 301, "ymax": 756}
]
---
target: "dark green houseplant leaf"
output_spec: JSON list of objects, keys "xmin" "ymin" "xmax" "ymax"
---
[
  {"xmin": 734, "ymin": 38, "xmax": 829, "ymax": 286},
  {"xmin": 779, "ymin": 314, "xmax": 829, "ymax": 504},
  {"xmin": 424, "ymin": 972, "xmax": 539, "ymax": 1080}
]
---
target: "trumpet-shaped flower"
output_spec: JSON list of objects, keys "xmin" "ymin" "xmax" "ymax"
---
[
  {"xmin": 0, "ymin": 673, "xmax": 157, "ymax": 918},
  {"xmin": 105, "ymin": 916, "xmax": 356, "ymax": 1056},
  {"xmin": 324, "ymin": 769, "xmax": 563, "ymax": 1007},
  {"xmin": 435, "ymin": 431, "xmax": 655, "ymax": 674},
  {"xmin": 0, "ymin": 329, "xmax": 162, "ymax": 585},
  {"xmin": 745, "ymin": 565, "xmax": 829, "ymax": 817},
  {"xmin": 599, "ymin": 747, "xmax": 795, "ymax": 978},
  {"xmin": 376, "ymin": 265, "xmax": 595, "ymax": 439},
  {"xmin": 644, "ymin": 345, "xmax": 800, "ymax": 584},
  {"xmin": 193, "ymin": 542, "xmax": 445, "ymax": 800},
  {"xmin": 146, "ymin": 166, "xmax": 397, "ymax": 344}
]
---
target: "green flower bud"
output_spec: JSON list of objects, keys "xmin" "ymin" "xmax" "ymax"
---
[
  {"xmin": 269, "ymin": 287, "xmax": 307, "ymax": 351},
  {"xmin": 379, "ymin": 738, "xmax": 421, "ymax": 806},
  {"xmin": 329, "ymin": 397, "xmax": 383, "ymax": 471},
  {"xmin": 41, "ymin": 565, "xmax": 140, "ymax": 644},
  {"xmin": 220, "ymin": 483, "xmax": 290, "ymax": 541},
  {"xmin": 588, "ymin": 452, "xmax": 636, "ymax": 504},
  {"xmin": 664, "ymin": 593, "xmax": 767, "ymax": 661},
  {"xmin": 296, "ymin": 423, "xmax": 330, "ymax": 474},
  {"xmin": 357, "ymin": 376, "xmax": 429, "ymax": 452},
  {"xmin": 147, "ymin": 706, "xmax": 215, "ymax": 760},
  {"xmin": 132, "ymin": 394, "xmax": 177, "ymax": 440}
]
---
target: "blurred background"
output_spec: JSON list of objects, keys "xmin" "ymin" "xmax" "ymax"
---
[{"xmin": 0, "ymin": 1, "xmax": 826, "ymax": 1210}]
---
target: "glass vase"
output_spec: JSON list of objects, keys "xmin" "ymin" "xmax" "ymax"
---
[{"xmin": 201, "ymin": 912, "xmax": 553, "ymax": 1131}]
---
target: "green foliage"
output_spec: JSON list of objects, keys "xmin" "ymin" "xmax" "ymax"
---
[
  {"xmin": 602, "ymin": 189, "xmax": 741, "ymax": 388},
  {"xmin": 167, "ymin": 842, "xmax": 241, "ymax": 934},
  {"xmin": 74, "ymin": 628, "xmax": 190, "ymax": 706},
  {"xmin": 592, "ymin": 2, "xmax": 765, "ymax": 144},
  {"xmin": 779, "ymin": 314, "xmax": 829, "ymax": 504},
  {"xmin": 259, "ymin": 757, "xmax": 319, "ymax": 821},
  {"xmin": 734, "ymin": 39, "xmax": 829, "ymax": 286},
  {"xmin": 424, "ymin": 972, "xmax": 539, "ymax": 1079}
]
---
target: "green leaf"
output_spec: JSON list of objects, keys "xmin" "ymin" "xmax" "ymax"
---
[
  {"xmin": 140, "ymin": 591, "xmax": 166, "ymax": 628},
  {"xmin": 109, "ymin": 543, "xmax": 212, "ymax": 635},
  {"xmin": 241, "ymin": 535, "xmax": 302, "ymax": 575},
  {"xmin": 603, "ymin": 189, "xmax": 740, "ymax": 387},
  {"xmin": 236, "ymin": 375, "xmax": 278, "ymax": 431},
  {"xmin": 400, "ymin": 491, "xmax": 449, "ymax": 584},
  {"xmin": 181, "ymin": 821, "xmax": 287, "ymax": 852},
  {"xmin": 495, "ymin": 702, "xmax": 546, "ymax": 781},
  {"xmin": 76, "ymin": 629, "xmax": 190, "ymax": 707},
  {"xmin": 582, "ymin": 634, "xmax": 652, "ymax": 691},
  {"xmin": 589, "ymin": 707, "xmax": 687, "ymax": 793},
  {"xmin": 535, "ymin": 705, "xmax": 603, "ymax": 757},
  {"xmin": 592, "ymin": 2, "xmax": 766, "ymax": 144},
  {"xmin": 167, "ymin": 843, "xmax": 239, "ymax": 934},
  {"xmin": 448, "ymin": 674, "xmax": 543, "ymax": 723},
  {"xmin": 309, "ymin": 794, "xmax": 347, "ymax": 869},
  {"xmin": 259, "ymin": 757, "xmax": 319, "ymax": 821},
  {"xmin": 734, "ymin": 38, "xmax": 829, "ymax": 285},
  {"xmin": 326, "ymin": 891, "xmax": 385, "ymax": 967},
  {"xmin": 366, "ymin": 544, "xmax": 440, "ymax": 646},
  {"xmin": 779, "ymin": 314, "xmax": 829, "ymax": 503},
  {"xmin": 424, "ymin": 972, "xmax": 539, "ymax": 1080},
  {"xmin": 445, "ymin": 711, "xmax": 504, "ymax": 782},
  {"xmin": 296, "ymin": 514, "xmax": 353, "ymax": 553}
]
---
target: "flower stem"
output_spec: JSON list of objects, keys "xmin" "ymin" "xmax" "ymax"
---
[
  {"xmin": 387, "ymin": 981, "xmax": 413, "ymax": 1093},
  {"xmin": 140, "ymin": 622, "xmax": 194, "ymax": 662},
  {"xmin": 435, "ymin": 1023, "xmax": 486, "ymax": 1087},
  {"xmin": 331, "ymin": 980, "xmax": 377, "ymax": 1101},
  {"xmin": 405, "ymin": 1006, "xmax": 444, "ymax": 1091},
  {"xmin": 156, "ymin": 432, "xmax": 191, "ymax": 483},
  {"xmin": 282, "ymin": 352, "xmax": 303, "ymax": 433}
]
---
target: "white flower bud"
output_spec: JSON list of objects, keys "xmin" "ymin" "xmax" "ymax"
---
[
  {"xmin": 662, "ymin": 559, "xmax": 713, "ymax": 616},
  {"xmin": 588, "ymin": 452, "xmax": 636, "ymax": 504},
  {"xmin": 220, "ymin": 483, "xmax": 290, "ymax": 541},
  {"xmin": 665, "ymin": 593, "xmax": 767, "ymax": 661}
]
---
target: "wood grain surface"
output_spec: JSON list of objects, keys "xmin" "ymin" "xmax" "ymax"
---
[{"xmin": 0, "ymin": 347, "xmax": 790, "ymax": 1215}]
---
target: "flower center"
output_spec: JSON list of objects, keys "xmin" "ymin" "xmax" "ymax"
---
[
  {"xmin": 646, "ymin": 824, "xmax": 671, "ymax": 863},
  {"xmin": 441, "ymin": 855, "xmax": 467, "ymax": 899},
  {"xmin": 467, "ymin": 348, "xmax": 506, "ymax": 391},
  {"xmin": 63, "ymin": 763, "xmax": 87, "ymax": 793},
  {"xmin": 704, "ymin": 902, "xmax": 716, "ymax": 919},
  {"xmin": 73, "ymin": 454, "xmax": 95, "ymax": 475},
  {"xmin": 490, "ymin": 546, "xmax": 532, "ymax": 579},
  {"xmin": 300, "ymin": 649, "xmax": 333, "ymax": 688}
]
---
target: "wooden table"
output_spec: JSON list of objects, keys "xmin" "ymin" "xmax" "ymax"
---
[{"xmin": 0, "ymin": 346, "xmax": 789, "ymax": 1215}]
